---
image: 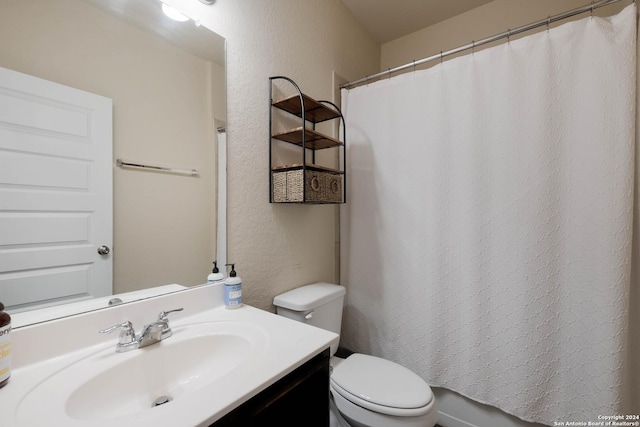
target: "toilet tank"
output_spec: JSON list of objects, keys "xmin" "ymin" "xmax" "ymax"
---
[{"xmin": 273, "ymin": 283, "xmax": 346, "ymax": 355}]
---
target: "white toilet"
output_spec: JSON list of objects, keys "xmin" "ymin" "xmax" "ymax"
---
[{"xmin": 273, "ymin": 283, "xmax": 438, "ymax": 427}]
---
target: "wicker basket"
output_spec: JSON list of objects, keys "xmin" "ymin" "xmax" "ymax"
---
[{"xmin": 273, "ymin": 168, "xmax": 343, "ymax": 203}]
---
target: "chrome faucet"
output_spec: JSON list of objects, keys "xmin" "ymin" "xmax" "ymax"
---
[{"xmin": 99, "ymin": 308, "xmax": 183, "ymax": 353}]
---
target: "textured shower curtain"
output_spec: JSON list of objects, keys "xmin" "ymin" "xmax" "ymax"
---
[{"xmin": 340, "ymin": 4, "xmax": 637, "ymax": 425}]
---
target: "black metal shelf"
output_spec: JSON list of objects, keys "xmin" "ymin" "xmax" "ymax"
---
[{"xmin": 269, "ymin": 76, "xmax": 346, "ymax": 204}]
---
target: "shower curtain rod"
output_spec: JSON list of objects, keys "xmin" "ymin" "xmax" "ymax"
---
[{"xmin": 341, "ymin": 0, "xmax": 624, "ymax": 89}]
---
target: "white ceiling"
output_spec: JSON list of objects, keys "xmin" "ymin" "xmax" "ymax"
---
[{"xmin": 340, "ymin": 0, "xmax": 495, "ymax": 43}]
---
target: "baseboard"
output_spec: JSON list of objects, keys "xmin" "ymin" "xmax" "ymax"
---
[{"xmin": 438, "ymin": 410, "xmax": 479, "ymax": 427}]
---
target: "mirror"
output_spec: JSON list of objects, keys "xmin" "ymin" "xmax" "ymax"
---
[{"xmin": 0, "ymin": 0, "xmax": 226, "ymax": 327}]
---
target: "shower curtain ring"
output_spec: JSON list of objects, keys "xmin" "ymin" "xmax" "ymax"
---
[
  {"xmin": 413, "ymin": 60, "xmax": 416, "ymax": 72},
  {"xmin": 507, "ymin": 29, "xmax": 511, "ymax": 42},
  {"xmin": 472, "ymin": 40, "xmax": 475, "ymax": 53},
  {"xmin": 440, "ymin": 51, "xmax": 443, "ymax": 64},
  {"xmin": 546, "ymin": 16, "xmax": 551, "ymax": 30}
]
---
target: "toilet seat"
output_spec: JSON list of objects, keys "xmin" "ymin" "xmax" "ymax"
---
[{"xmin": 330, "ymin": 353, "xmax": 434, "ymax": 417}]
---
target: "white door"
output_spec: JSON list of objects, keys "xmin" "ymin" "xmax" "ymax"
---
[{"xmin": 0, "ymin": 66, "xmax": 113, "ymax": 312}]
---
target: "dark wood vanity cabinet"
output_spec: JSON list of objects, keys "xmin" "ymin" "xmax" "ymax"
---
[{"xmin": 211, "ymin": 348, "xmax": 330, "ymax": 427}]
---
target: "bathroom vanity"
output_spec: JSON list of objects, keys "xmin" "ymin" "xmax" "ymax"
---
[
  {"xmin": 1, "ymin": 284, "xmax": 337, "ymax": 426},
  {"xmin": 213, "ymin": 349, "xmax": 330, "ymax": 425}
]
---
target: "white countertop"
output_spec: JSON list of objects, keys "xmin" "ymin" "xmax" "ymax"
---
[{"xmin": 0, "ymin": 283, "xmax": 338, "ymax": 426}]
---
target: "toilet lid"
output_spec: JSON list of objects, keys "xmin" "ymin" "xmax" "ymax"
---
[{"xmin": 330, "ymin": 353, "xmax": 433, "ymax": 411}]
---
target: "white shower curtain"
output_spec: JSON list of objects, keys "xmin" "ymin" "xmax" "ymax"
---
[{"xmin": 341, "ymin": 4, "xmax": 637, "ymax": 425}]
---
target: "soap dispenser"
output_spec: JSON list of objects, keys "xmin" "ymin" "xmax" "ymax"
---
[
  {"xmin": 207, "ymin": 261, "xmax": 225, "ymax": 284},
  {"xmin": 0, "ymin": 302, "xmax": 11, "ymax": 389},
  {"xmin": 224, "ymin": 264, "xmax": 242, "ymax": 309}
]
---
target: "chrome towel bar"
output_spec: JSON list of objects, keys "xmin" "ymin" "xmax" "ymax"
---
[{"xmin": 116, "ymin": 159, "xmax": 199, "ymax": 177}]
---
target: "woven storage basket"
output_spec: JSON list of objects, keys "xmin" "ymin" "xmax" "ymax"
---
[{"xmin": 273, "ymin": 168, "xmax": 342, "ymax": 203}]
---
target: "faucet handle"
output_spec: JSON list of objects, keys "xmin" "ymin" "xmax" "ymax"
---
[
  {"xmin": 157, "ymin": 308, "xmax": 183, "ymax": 339},
  {"xmin": 99, "ymin": 321, "xmax": 136, "ymax": 345},
  {"xmin": 157, "ymin": 308, "xmax": 184, "ymax": 322}
]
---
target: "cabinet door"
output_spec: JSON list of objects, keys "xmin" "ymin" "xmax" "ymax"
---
[{"xmin": 212, "ymin": 349, "xmax": 330, "ymax": 426}]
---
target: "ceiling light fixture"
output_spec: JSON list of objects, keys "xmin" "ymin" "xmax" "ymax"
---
[
  {"xmin": 161, "ymin": 3, "xmax": 189, "ymax": 22},
  {"xmin": 199, "ymin": 0, "xmax": 215, "ymax": 4}
]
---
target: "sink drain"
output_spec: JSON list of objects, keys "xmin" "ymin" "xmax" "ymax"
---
[{"xmin": 152, "ymin": 395, "xmax": 173, "ymax": 407}]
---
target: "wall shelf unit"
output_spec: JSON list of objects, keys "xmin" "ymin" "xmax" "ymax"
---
[{"xmin": 269, "ymin": 76, "xmax": 346, "ymax": 204}]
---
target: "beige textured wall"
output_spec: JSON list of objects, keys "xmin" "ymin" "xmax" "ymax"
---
[
  {"xmin": 0, "ymin": 0, "xmax": 219, "ymax": 293},
  {"xmin": 381, "ymin": 0, "xmax": 630, "ymax": 71},
  {"xmin": 167, "ymin": 0, "xmax": 380, "ymax": 311}
]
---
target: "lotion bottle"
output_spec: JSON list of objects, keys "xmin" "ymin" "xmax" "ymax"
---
[
  {"xmin": 0, "ymin": 302, "xmax": 11, "ymax": 389},
  {"xmin": 224, "ymin": 264, "xmax": 242, "ymax": 309},
  {"xmin": 207, "ymin": 261, "xmax": 225, "ymax": 284}
]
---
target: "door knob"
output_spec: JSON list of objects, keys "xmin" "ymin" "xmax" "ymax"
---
[{"xmin": 98, "ymin": 245, "xmax": 111, "ymax": 255}]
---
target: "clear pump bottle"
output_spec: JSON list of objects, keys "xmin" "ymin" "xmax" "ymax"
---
[{"xmin": 224, "ymin": 264, "xmax": 242, "ymax": 309}]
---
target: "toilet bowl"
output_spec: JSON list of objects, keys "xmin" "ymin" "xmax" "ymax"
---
[
  {"xmin": 273, "ymin": 283, "xmax": 438, "ymax": 427},
  {"xmin": 330, "ymin": 354, "xmax": 437, "ymax": 427}
]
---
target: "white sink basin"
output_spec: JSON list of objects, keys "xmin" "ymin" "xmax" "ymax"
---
[
  {"xmin": 3, "ymin": 285, "xmax": 338, "ymax": 427},
  {"xmin": 15, "ymin": 321, "xmax": 269, "ymax": 425}
]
